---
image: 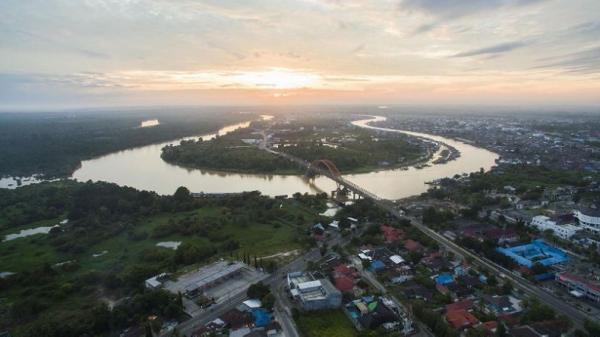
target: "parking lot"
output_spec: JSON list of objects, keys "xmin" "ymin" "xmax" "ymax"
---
[{"xmin": 163, "ymin": 262, "xmax": 268, "ymax": 317}]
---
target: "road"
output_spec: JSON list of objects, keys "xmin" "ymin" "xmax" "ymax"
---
[
  {"xmin": 171, "ymin": 239, "xmax": 332, "ymax": 336},
  {"xmin": 258, "ymin": 129, "xmax": 593, "ymax": 330},
  {"xmin": 380, "ymin": 202, "xmax": 593, "ymax": 328}
]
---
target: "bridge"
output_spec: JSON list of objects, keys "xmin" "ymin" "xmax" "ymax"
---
[
  {"xmin": 260, "ymin": 143, "xmax": 592, "ymax": 329},
  {"xmin": 264, "ymin": 147, "xmax": 380, "ymax": 201}
]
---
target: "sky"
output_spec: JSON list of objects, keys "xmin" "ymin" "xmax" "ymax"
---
[{"xmin": 1, "ymin": 0, "xmax": 600, "ymax": 110}]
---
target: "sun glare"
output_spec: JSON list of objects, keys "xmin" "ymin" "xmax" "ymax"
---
[{"xmin": 230, "ymin": 69, "xmax": 321, "ymax": 89}]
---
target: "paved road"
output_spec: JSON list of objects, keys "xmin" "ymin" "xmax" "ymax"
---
[
  {"xmin": 258, "ymin": 134, "xmax": 593, "ymax": 330},
  {"xmin": 380, "ymin": 202, "xmax": 593, "ymax": 329},
  {"xmin": 173, "ymin": 290, "xmax": 248, "ymax": 336}
]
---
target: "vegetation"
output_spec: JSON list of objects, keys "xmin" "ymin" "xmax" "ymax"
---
[
  {"xmin": 246, "ymin": 282, "xmax": 274, "ymax": 311},
  {"xmin": 0, "ymin": 181, "xmax": 326, "ymax": 336},
  {"xmin": 161, "ymin": 121, "xmax": 427, "ymax": 175},
  {"xmin": 412, "ymin": 301, "xmax": 458, "ymax": 337},
  {"xmin": 0, "ymin": 109, "xmax": 253, "ymax": 179},
  {"xmin": 295, "ymin": 310, "xmax": 358, "ymax": 337},
  {"xmin": 161, "ymin": 130, "xmax": 299, "ymax": 174}
]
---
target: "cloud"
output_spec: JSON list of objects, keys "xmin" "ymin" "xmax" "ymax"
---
[
  {"xmin": 400, "ymin": 0, "xmax": 546, "ymax": 17},
  {"xmin": 400, "ymin": 0, "xmax": 548, "ymax": 33},
  {"xmin": 452, "ymin": 40, "xmax": 530, "ymax": 57},
  {"xmin": 535, "ymin": 46, "xmax": 600, "ymax": 74}
]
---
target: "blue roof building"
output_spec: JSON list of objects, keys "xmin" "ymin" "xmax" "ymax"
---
[
  {"xmin": 369, "ymin": 260, "xmax": 386, "ymax": 272},
  {"xmin": 496, "ymin": 239, "xmax": 568, "ymax": 268},
  {"xmin": 252, "ymin": 308, "xmax": 271, "ymax": 327},
  {"xmin": 436, "ymin": 273, "xmax": 454, "ymax": 285}
]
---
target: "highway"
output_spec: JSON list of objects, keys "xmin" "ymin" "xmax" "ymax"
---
[
  {"xmin": 259, "ymin": 132, "xmax": 593, "ymax": 330},
  {"xmin": 172, "ymin": 129, "xmax": 591, "ymax": 336},
  {"xmin": 364, "ymin": 187, "xmax": 592, "ymax": 328},
  {"xmin": 172, "ymin": 243, "xmax": 326, "ymax": 337}
]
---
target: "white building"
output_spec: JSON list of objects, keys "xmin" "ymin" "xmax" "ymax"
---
[
  {"xmin": 574, "ymin": 209, "xmax": 600, "ymax": 233},
  {"xmin": 530, "ymin": 215, "xmax": 581, "ymax": 240},
  {"xmin": 287, "ymin": 272, "xmax": 342, "ymax": 311},
  {"xmin": 145, "ymin": 273, "xmax": 169, "ymax": 289}
]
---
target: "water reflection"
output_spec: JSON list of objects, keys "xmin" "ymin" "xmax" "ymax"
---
[{"xmin": 14, "ymin": 115, "xmax": 498, "ymax": 200}]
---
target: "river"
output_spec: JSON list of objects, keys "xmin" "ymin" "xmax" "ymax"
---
[
  {"xmin": 1, "ymin": 115, "xmax": 498, "ymax": 199},
  {"xmin": 65, "ymin": 115, "xmax": 498, "ymax": 200}
]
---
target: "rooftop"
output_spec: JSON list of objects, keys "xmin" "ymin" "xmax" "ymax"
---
[{"xmin": 496, "ymin": 240, "xmax": 568, "ymax": 268}]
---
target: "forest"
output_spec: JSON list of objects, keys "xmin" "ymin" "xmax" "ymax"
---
[
  {"xmin": 0, "ymin": 181, "xmax": 327, "ymax": 337},
  {"xmin": 0, "ymin": 108, "xmax": 254, "ymax": 179},
  {"xmin": 161, "ymin": 121, "xmax": 427, "ymax": 175}
]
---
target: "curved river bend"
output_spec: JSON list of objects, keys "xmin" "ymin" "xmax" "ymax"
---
[{"xmin": 70, "ymin": 115, "xmax": 498, "ymax": 200}]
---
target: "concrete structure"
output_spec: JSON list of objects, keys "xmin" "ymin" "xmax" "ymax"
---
[
  {"xmin": 530, "ymin": 215, "xmax": 581, "ymax": 239},
  {"xmin": 344, "ymin": 296, "xmax": 402, "ymax": 331},
  {"xmin": 145, "ymin": 273, "xmax": 169, "ymax": 289},
  {"xmin": 496, "ymin": 240, "xmax": 568, "ymax": 268},
  {"xmin": 574, "ymin": 208, "xmax": 600, "ymax": 232},
  {"xmin": 556, "ymin": 272, "xmax": 600, "ymax": 302},
  {"xmin": 287, "ymin": 272, "xmax": 342, "ymax": 311},
  {"xmin": 166, "ymin": 261, "xmax": 246, "ymax": 298}
]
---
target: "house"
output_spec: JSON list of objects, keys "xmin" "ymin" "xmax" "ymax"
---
[
  {"xmin": 251, "ymin": 309, "xmax": 272, "ymax": 328},
  {"xmin": 530, "ymin": 215, "xmax": 581, "ymax": 239},
  {"xmin": 481, "ymin": 321, "xmax": 498, "ymax": 333},
  {"xmin": 510, "ymin": 326, "xmax": 544, "ymax": 337},
  {"xmin": 529, "ymin": 320, "xmax": 570, "ymax": 337},
  {"xmin": 369, "ymin": 260, "xmax": 386, "ymax": 272},
  {"xmin": 460, "ymin": 224, "xmax": 519, "ymax": 243},
  {"xmin": 445, "ymin": 310, "xmax": 479, "ymax": 330},
  {"xmin": 192, "ymin": 319, "xmax": 226, "ymax": 337},
  {"xmin": 381, "ymin": 224, "xmax": 404, "ymax": 243},
  {"xmin": 334, "ymin": 275, "xmax": 354, "ymax": 293},
  {"xmin": 344, "ymin": 296, "xmax": 399, "ymax": 330},
  {"xmin": 446, "ymin": 299, "xmax": 473, "ymax": 313},
  {"xmin": 390, "ymin": 269, "xmax": 413, "ymax": 284},
  {"xmin": 403, "ymin": 282, "xmax": 434, "ymax": 301},
  {"xmin": 288, "ymin": 272, "xmax": 342, "ymax": 310},
  {"xmin": 446, "ymin": 283, "xmax": 476, "ymax": 300},
  {"xmin": 556, "ymin": 272, "xmax": 600, "ymax": 302},
  {"xmin": 422, "ymin": 254, "xmax": 449, "ymax": 272},
  {"xmin": 221, "ymin": 309, "xmax": 253, "ymax": 330},
  {"xmin": 482, "ymin": 295, "xmax": 522, "ymax": 315},
  {"xmin": 333, "ymin": 264, "xmax": 358, "ymax": 278},
  {"xmin": 436, "ymin": 273, "xmax": 454, "ymax": 285},
  {"xmin": 389, "ymin": 255, "xmax": 405, "ymax": 265},
  {"xmin": 403, "ymin": 239, "xmax": 424, "ymax": 253}
]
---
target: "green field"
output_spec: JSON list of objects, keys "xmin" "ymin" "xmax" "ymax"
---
[
  {"xmin": 0, "ymin": 199, "xmax": 320, "ymax": 275},
  {"xmin": 0, "ymin": 181, "xmax": 328, "ymax": 336},
  {"xmin": 296, "ymin": 310, "xmax": 358, "ymax": 337}
]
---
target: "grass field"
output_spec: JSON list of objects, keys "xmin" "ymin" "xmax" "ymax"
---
[
  {"xmin": 296, "ymin": 310, "xmax": 358, "ymax": 337},
  {"xmin": 0, "ymin": 199, "xmax": 318, "ymax": 277}
]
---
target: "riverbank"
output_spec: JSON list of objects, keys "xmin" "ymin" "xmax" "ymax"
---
[
  {"xmin": 4, "ymin": 113, "xmax": 499, "ymax": 200},
  {"xmin": 160, "ymin": 119, "xmax": 431, "ymax": 176},
  {"xmin": 0, "ymin": 110, "xmax": 256, "ymax": 181}
]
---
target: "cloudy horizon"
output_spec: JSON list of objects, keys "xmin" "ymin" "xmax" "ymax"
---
[{"xmin": 1, "ymin": 0, "xmax": 600, "ymax": 110}]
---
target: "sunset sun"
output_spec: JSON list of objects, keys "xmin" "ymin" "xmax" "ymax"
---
[{"xmin": 230, "ymin": 69, "xmax": 321, "ymax": 89}]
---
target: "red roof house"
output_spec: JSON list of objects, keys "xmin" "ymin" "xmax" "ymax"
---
[
  {"xmin": 334, "ymin": 275, "xmax": 354, "ymax": 293},
  {"xmin": 482, "ymin": 321, "xmax": 499, "ymax": 332},
  {"xmin": 446, "ymin": 309, "xmax": 479, "ymax": 330},
  {"xmin": 403, "ymin": 239, "xmax": 424, "ymax": 252},
  {"xmin": 381, "ymin": 224, "xmax": 404, "ymax": 243},
  {"xmin": 446, "ymin": 299, "xmax": 474, "ymax": 312}
]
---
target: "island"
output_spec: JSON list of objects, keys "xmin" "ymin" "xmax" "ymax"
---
[{"xmin": 161, "ymin": 118, "xmax": 432, "ymax": 175}]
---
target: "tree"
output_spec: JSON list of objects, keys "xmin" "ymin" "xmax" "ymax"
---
[
  {"xmin": 496, "ymin": 323, "xmax": 507, "ymax": 337},
  {"xmin": 262, "ymin": 293, "xmax": 275, "ymax": 311},
  {"xmin": 173, "ymin": 186, "xmax": 192, "ymax": 203},
  {"xmin": 177, "ymin": 291, "xmax": 183, "ymax": 308},
  {"xmin": 247, "ymin": 282, "xmax": 270, "ymax": 300}
]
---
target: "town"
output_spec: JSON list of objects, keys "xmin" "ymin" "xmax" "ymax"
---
[{"xmin": 135, "ymin": 111, "xmax": 600, "ymax": 337}]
